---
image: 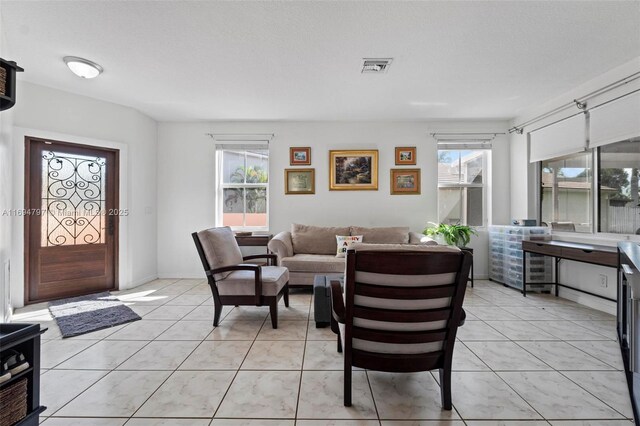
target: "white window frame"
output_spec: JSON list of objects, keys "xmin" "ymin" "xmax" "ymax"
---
[
  {"xmin": 437, "ymin": 144, "xmax": 491, "ymax": 227},
  {"xmin": 214, "ymin": 142, "xmax": 270, "ymax": 231}
]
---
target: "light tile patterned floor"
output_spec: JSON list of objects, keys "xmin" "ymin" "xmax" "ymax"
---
[{"xmin": 11, "ymin": 279, "xmax": 635, "ymax": 425}]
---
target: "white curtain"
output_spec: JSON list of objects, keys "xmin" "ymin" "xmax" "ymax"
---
[
  {"xmin": 529, "ymin": 113, "xmax": 586, "ymax": 163},
  {"xmin": 590, "ymin": 91, "xmax": 640, "ymax": 148}
]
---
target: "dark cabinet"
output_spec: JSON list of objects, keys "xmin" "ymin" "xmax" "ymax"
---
[
  {"xmin": 0, "ymin": 323, "xmax": 46, "ymax": 426},
  {"xmin": 0, "ymin": 58, "xmax": 24, "ymax": 112},
  {"xmin": 618, "ymin": 242, "xmax": 640, "ymax": 423}
]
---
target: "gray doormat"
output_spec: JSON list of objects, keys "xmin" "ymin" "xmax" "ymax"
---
[{"xmin": 49, "ymin": 292, "xmax": 141, "ymax": 338}]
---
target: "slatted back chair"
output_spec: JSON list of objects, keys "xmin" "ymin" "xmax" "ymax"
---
[
  {"xmin": 192, "ymin": 227, "xmax": 289, "ymax": 328},
  {"xmin": 330, "ymin": 244, "xmax": 472, "ymax": 409}
]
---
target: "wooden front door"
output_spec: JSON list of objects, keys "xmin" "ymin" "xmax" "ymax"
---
[{"xmin": 25, "ymin": 137, "xmax": 119, "ymax": 303}]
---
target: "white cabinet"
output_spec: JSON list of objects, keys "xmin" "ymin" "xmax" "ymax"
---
[{"xmin": 489, "ymin": 226, "xmax": 552, "ymax": 291}]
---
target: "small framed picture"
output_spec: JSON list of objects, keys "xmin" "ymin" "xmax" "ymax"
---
[
  {"xmin": 285, "ymin": 168, "xmax": 315, "ymax": 194},
  {"xmin": 395, "ymin": 147, "xmax": 416, "ymax": 165},
  {"xmin": 390, "ymin": 168, "xmax": 420, "ymax": 195},
  {"xmin": 290, "ymin": 147, "xmax": 311, "ymax": 165}
]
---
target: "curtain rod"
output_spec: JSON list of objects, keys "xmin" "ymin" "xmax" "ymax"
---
[
  {"xmin": 431, "ymin": 132, "xmax": 502, "ymax": 143},
  {"xmin": 206, "ymin": 133, "xmax": 274, "ymax": 138},
  {"xmin": 509, "ymin": 71, "xmax": 640, "ymax": 134},
  {"xmin": 435, "ymin": 139, "xmax": 494, "ymax": 142},
  {"xmin": 430, "ymin": 132, "xmax": 505, "ymax": 136}
]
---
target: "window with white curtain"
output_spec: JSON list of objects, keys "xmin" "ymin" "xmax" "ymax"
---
[
  {"xmin": 215, "ymin": 144, "xmax": 269, "ymax": 230},
  {"xmin": 437, "ymin": 144, "xmax": 490, "ymax": 226},
  {"xmin": 532, "ymin": 91, "xmax": 640, "ymax": 235}
]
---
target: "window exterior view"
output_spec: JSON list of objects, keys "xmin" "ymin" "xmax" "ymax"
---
[
  {"xmin": 540, "ymin": 151, "xmax": 593, "ymax": 232},
  {"xmin": 217, "ymin": 147, "xmax": 269, "ymax": 229},
  {"xmin": 437, "ymin": 148, "xmax": 488, "ymax": 227},
  {"xmin": 540, "ymin": 138, "xmax": 640, "ymax": 234},
  {"xmin": 598, "ymin": 139, "xmax": 640, "ymax": 234}
]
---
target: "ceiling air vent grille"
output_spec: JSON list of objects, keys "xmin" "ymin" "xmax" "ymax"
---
[{"xmin": 361, "ymin": 58, "xmax": 392, "ymax": 74}]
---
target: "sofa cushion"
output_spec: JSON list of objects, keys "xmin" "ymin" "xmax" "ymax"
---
[
  {"xmin": 281, "ymin": 254, "xmax": 346, "ymax": 273},
  {"xmin": 291, "ymin": 224, "xmax": 350, "ymax": 255},
  {"xmin": 217, "ymin": 266, "xmax": 289, "ymax": 296},
  {"xmin": 349, "ymin": 226, "xmax": 410, "ymax": 244}
]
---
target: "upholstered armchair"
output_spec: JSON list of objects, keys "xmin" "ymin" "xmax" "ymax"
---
[
  {"xmin": 192, "ymin": 227, "xmax": 289, "ymax": 328},
  {"xmin": 329, "ymin": 243, "xmax": 472, "ymax": 409}
]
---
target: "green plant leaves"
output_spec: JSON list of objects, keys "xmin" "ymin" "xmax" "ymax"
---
[{"xmin": 422, "ymin": 222, "xmax": 477, "ymax": 247}]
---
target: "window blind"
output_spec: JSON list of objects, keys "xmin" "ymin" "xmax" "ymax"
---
[
  {"xmin": 589, "ymin": 91, "xmax": 640, "ymax": 148},
  {"xmin": 437, "ymin": 142, "xmax": 492, "ymax": 150},
  {"xmin": 215, "ymin": 143, "xmax": 268, "ymax": 151},
  {"xmin": 528, "ymin": 113, "xmax": 586, "ymax": 163}
]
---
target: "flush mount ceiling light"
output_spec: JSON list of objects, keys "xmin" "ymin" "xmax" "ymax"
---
[
  {"xmin": 63, "ymin": 56, "xmax": 103, "ymax": 79},
  {"xmin": 361, "ymin": 58, "xmax": 393, "ymax": 74}
]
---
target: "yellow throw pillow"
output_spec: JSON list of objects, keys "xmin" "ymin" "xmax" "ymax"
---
[{"xmin": 336, "ymin": 235, "xmax": 363, "ymax": 258}]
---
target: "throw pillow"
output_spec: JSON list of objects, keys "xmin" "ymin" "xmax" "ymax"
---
[{"xmin": 336, "ymin": 235, "xmax": 363, "ymax": 257}]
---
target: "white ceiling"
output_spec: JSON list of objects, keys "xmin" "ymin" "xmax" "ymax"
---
[{"xmin": 2, "ymin": 1, "xmax": 639, "ymax": 122}]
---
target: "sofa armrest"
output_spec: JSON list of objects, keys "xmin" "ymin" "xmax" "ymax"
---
[
  {"xmin": 268, "ymin": 231, "xmax": 294, "ymax": 264},
  {"xmin": 409, "ymin": 231, "xmax": 438, "ymax": 245}
]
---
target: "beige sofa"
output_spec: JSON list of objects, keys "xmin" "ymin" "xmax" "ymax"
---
[{"xmin": 267, "ymin": 224, "xmax": 435, "ymax": 286}]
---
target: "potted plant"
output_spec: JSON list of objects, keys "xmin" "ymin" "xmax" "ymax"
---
[{"xmin": 423, "ymin": 222, "xmax": 477, "ymax": 248}]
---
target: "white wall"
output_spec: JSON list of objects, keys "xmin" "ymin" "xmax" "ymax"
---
[
  {"xmin": 0, "ymin": 2, "xmax": 15, "ymax": 321},
  {"xmin": 509, "ymin": 57, "xmax": 640, "ymax": 314},
  {"xmin": 9, "ymin": 82, "xmax": 158, "ymax": 308},
  {"xmin": 0, "ymin": 105, "xmax": 13, "ymax": 321},
  {"xmin": 157, "ymin": 120, "xmax": 510, "ymax": 279}
]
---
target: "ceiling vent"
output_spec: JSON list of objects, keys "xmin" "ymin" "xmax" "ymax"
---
[{"xmin": 361, "ymin": 58, "xmax": 392, "ymax": 74}]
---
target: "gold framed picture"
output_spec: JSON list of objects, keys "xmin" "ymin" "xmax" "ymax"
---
[
  {"xmin": 395, "ymin": 147, "xmax": 416, "ymax": 165},
  {"xmin": 390, "ymin": 168, "xmax": 420, "ymax": 195},
  {"xmin": 285, "ymin": 168, "xmax": 315, "ymax": 194},
  {"xmin": 329, "ymin": 150, "xmax": 378, "ymax": 191},
  {"xmin": 289, "ymin": 147, "xmax": 311, "ymax": 165}
]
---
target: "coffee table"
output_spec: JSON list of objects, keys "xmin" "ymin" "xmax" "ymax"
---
[{"xmin": 313, "ymin": 274, "xmax": 344, "ymax": 328}]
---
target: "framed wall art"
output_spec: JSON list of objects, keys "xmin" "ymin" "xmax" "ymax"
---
[
  {"xmin": 395, "ymin": 146, "xmax": 416, "ymax": 165},
  {"xmin": 289, "ymin": 147, "xmax": 311, "ymax": 165},
  {"xmin": 329, "ymin": 150, "xmax": 378, "ymax": 190},
  {"xmin": 390, "ymin": 168, "xmax": 420, "ymax": 195},
  {"xmin": 285, "ymin": 168, "xmax": 315, "ymax": 194}
]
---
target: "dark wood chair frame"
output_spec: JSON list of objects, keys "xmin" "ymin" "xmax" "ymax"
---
[
  {"xmin": 192, "ymin": 232, "xmax": 289, "ymax": 328},
  {"xmin": 330, "ymin": 249, "xmax": 472, "ymax": 408}
]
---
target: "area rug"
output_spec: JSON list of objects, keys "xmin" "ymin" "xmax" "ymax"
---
[{"xmin": 49, "ymin": 292, "xmax": 141, "ymax": 338}]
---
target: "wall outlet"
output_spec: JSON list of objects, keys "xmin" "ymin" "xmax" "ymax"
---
[{"xmin": 599, "ymin": 274, "xmax": 608, "ymax": 288}]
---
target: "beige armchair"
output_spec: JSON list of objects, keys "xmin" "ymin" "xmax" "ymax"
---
[
  {"xmin": 330, "ymin": 243, "xmax": 472, "ymax": 409},
  {"xmin": 192, "ymin": 227, "xmax": 289, "ymax": 328}
]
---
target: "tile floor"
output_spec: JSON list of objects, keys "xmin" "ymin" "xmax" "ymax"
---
[{"xmin": 11, "ymin": 278, "xmax": 635, "ymax": 425}]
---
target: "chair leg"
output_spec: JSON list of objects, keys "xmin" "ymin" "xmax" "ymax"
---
[
  {"xmin": 269, "ymin": 299, "xmax": 278, "ymax": 329},
  {"xmin": 337, "ymin": 334, "xmax": 342, "ymax": 353},
  {"xmin": 344, "ymin": 362, "xmax": 352, "ymax": 406},
  {"xmin": 439, "ymin": 368, "xmax": 452, "ymax": 410},
  {"xmin": 213, "ymin": 302, "xmax": 223, "ymax": 327},
  {"xmin": 283, "ymin": 283, "xmax": 289, "ymax": 307}
]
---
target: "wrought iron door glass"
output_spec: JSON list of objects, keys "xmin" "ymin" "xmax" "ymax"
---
[{"xmin": 41, "ymin": 151, "xmax": 106, "ymax": 246}]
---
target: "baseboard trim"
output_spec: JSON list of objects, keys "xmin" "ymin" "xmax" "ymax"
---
[
  {"xmin": 158, "ymin": 273, "xmax": 203, "ymax": 280},
  {"xmin": 122, "ymin": 274, "xmax": 159, "ymax": 290}
]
